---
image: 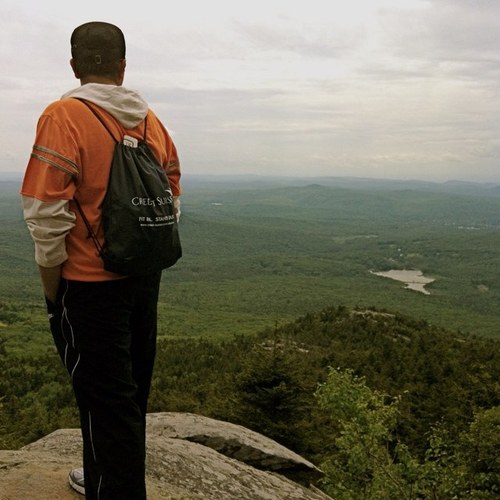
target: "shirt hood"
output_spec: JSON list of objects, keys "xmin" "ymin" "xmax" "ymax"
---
[{"xmin": 61, "ymin": 83, "xmax": 149, "ymax": 129}]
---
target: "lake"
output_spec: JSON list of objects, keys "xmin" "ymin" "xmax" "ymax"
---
[{"xmin": 371, "ymin": 269, "xmax": 435, "ymax": 295}]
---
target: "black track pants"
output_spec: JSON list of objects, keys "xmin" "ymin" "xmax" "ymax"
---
[{"xmin": 48, "ymin": 273, "xmax": 161, "ymax": 500}]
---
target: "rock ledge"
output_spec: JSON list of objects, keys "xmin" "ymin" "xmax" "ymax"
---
[{"xmin": 0, "ymin": 412, "xmax": 330, "ymax": 500}]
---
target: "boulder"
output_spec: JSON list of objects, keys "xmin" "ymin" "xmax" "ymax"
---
[
  {"xmin": 147, "ymin": 412, "xmax": 321, "ymax": 479},
  {"xmin": 0, "ymin": 413, "xmax": 331, "ymax": 500}
]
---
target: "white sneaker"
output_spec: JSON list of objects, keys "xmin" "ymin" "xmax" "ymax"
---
[{"xmin": 68, "ymin": 467, "xmax": 85, "ymax": 495}]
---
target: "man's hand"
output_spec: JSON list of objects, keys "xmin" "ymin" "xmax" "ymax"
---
[{"xmin": 38, "ymin": 264, "xmax": 62, "ymax": 304}]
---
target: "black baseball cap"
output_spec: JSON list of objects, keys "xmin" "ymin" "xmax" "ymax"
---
[{"xmin": 71, "ymin": 21, "xmax": 126, "ymax": 65}]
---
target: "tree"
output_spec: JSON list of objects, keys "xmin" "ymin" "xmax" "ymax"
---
[
  {"xmin": 459, "ymin": 406, "xmax": 500, "ymax": 497},
  {"xmin": 316, "ymin": 367, "xmax": 500, "ymax": 499},
  {"xmin": 230, "ymin": 336, "xmax": 312, "ymax": 451},
  {"xmin": 316, "ymin": 367, "xmax": 422, "ymax": 499},
  {"xmin": 426, "ymin": 406, "xmax": 500, "ymax": 499}
]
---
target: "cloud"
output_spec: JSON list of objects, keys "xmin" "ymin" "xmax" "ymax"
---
[
  {"xmin": 375, "ymin": 1, "xmax": 500, "ymax": 82},
  {"xmin": 233, "ymin": 18, "xmax": 364, "ymax": 60},
  {"xmin": 1, "ymin": 0, "xmax": 500, "ymax": 182}
]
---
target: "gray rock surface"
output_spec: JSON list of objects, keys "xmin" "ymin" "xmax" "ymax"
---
[
  {"xmin": 147, "ymin": 412, "xmax": 321, "ymax": 476},
  {"xmin": 0, "ymin": 413, "xmax": 331, "ymax": 500}
]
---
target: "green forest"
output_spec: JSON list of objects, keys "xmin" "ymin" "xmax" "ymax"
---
[{"xmin": 1, "ymin": 176, "xmax": 499, "ymax": 498}]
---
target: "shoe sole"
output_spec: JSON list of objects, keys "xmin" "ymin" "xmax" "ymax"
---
[{"xmin": 68, "ymin": 475, "xmax": 85, "ymax": 495}]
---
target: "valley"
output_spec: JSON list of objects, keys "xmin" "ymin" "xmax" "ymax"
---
[
  {"xmin": 2, "ymin": 175, "xmax": 499, "ymax": 498},
  {"xmin": 2, "ymin": 175, "xmax": 500, "ymax": 348}
]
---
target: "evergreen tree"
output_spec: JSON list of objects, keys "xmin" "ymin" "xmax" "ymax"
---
[{"xmin": 230, "ymin": 335, "xmax": 311, "ymax": 450}]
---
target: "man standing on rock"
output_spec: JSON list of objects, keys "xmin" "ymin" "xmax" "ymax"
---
[{"xmin": 21, "ymin": 21, "xmax": 181, "ymax": 499}]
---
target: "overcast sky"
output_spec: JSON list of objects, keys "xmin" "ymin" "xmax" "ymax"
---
[{"xmin": 2, "ymin": 0, "xmax": 499, "ymax": 182}]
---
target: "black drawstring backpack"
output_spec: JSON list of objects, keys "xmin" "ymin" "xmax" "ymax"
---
[{"xmin": 73, "ymin": 99, "xmax": 182, "ymax": 276}]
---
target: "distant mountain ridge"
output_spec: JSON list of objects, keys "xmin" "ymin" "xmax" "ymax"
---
[
  {"xmin": 3, "ymin": 171, "xmax": 499, "ymax": 196},
  {"xmin": 180, "ymin": 174, "xmax": 500, "ymax": 197}
]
